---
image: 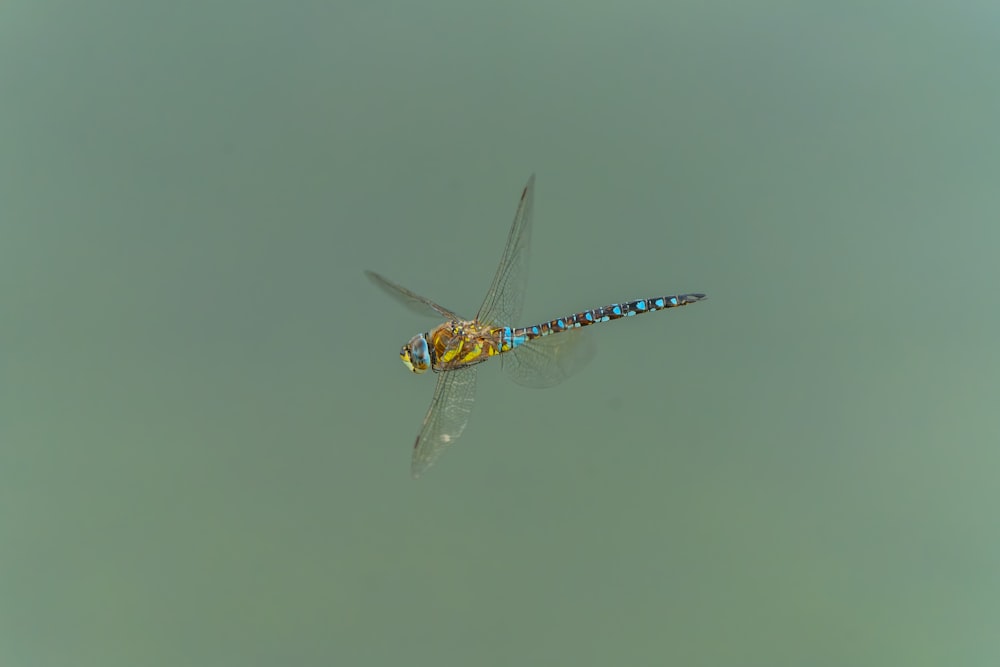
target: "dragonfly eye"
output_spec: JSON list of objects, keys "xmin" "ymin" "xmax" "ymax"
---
[{"xmin": 401, "ymin": 334, "xmax": 431, "ymax": 373}]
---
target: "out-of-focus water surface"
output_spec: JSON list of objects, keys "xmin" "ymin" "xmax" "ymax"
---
[{"xmin": 3, "ymin": 1, "xmax": 998, "ymax": 665}]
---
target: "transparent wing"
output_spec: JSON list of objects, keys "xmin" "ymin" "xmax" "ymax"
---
[
  {"xmin": 365, "ymin": 270, "xmax": 464, "ymax": 321},
  {"xmin": 501, "ymin": 329, "xmax": 597, "ymax": 388},
  {"xmin": 476, "ymin": 174, "xmax": 535, "ymax": 326},
  {"xmin": 411, "ymin": 367, "xmax": 478, "ymax": 478}
]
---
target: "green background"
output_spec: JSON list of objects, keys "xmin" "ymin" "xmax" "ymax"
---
[{"xmin": 3, "ymin": 1, "xmax": 998, "ymax": 665}]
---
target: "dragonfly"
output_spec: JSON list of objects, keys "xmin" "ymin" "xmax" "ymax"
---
[{"xmin": 367, "ymin": 175, "xmax": 706, "ymax": 477}]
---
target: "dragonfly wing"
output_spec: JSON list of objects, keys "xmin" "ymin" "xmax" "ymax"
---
[
  {"xmin": 501, "ymin": 329, "xmax": 597, "ymax": 388},
  {"xmin": 365, "ymin": 270, "xmax": 463, "ymax": 320},
  {"xmin": 411, "ymin": 367, "xmax": 478, "ymax": 478},
  {"xmin": 475, "ymin": 174, "xmax": 534, "ymax": 327}
]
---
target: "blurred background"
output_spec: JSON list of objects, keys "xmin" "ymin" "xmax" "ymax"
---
[{"xmin": 3, "ymin": 1, "xmax": 998, "ymax": 665}]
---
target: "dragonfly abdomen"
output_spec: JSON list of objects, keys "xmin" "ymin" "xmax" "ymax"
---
[{"xmin": 503, "ymin": 293, "xmax": 706, "ymax": 350}]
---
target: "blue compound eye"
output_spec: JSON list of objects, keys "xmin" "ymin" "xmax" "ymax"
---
[{"xmin": 401, "ymin": 334, "xmax": 431, "ymax": 373}]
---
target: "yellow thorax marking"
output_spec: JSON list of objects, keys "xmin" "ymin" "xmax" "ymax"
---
[
  {"xmin": 460, "ymin": 340, "xmax": 484, "ymax": 363},
  {"xmin": 440, "ymin": 339, "xmax": 462, "ymax": 363},
  {"xmin": 435, "ymin": 324, "xmax": 464, "ymax": 364},
  {"xmin": 437, "ymin": 325, "xmax": 500, "ymax": 365}
]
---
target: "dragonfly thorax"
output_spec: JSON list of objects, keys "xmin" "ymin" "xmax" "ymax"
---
[{"xmin": 401, "ymin": 333, "xmax": 432, "ymax": 373}]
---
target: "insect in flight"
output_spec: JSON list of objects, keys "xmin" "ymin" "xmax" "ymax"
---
[{"xmin": 367, "ymin": 175, "xmax": 706, "ymax": 477}]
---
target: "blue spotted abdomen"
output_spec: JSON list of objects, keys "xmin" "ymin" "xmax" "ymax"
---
[{"xmin": 501, "ymin": 293, "xmax": 707, "ymax": 350}]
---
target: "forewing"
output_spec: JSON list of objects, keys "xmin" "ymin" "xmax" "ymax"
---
[
  {"xmin": 501, "ymin": 329, "xmax": 597, "ymax": 388},
  {"xmin": 411, "ymin": 367, "xmax": 478, "ymax": 478},
  {"xmin": 475, "ymin": 174, "xmax": 534, "ymax": 327},
  {"xmin": 365, "ymin": 270, "xmax": 463, "ymax": 320}
]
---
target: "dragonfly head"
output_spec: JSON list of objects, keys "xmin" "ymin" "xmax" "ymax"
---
[{"xmin": 400, "ymin": 333, "xmax": 431, "ymax": 373}]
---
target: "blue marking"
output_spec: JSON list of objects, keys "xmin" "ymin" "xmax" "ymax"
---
[
  {"xmin": 584, "ymin": 312, "xmax": 594, "ymax": 322},
  {"xmin": 655, "ymin": 298, "xmax": 664, "ymax": 308},
  {"xmin": 626, "ymin": 310, "xmax": 635, "ymax": 316},
  {"xmin": 612, "ymin": 305, "xmax": 622, "ymax": 316},
  {"xmin": 512, "ymin": 334, "xmax": 526, "ymax": 347},
  {"xmin": 636, "ymin": 300, "xmax": 647, "ymax": 311},
  {"xmin": 669, "ymin": 297, "xmax": 678, "ymax": 306},
  {"xmin": 531, "ymin": 326, "xmax": 539, "ymax": 335},
  {"xmin": 599, "ymin": 315, "xmax": 609, "ymax": 322},
  {"xmin": 557, "ymin": 319, "xmax": 565, "ymax": 328}
]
